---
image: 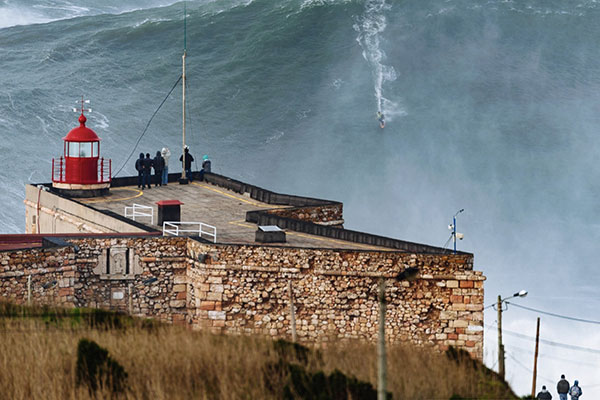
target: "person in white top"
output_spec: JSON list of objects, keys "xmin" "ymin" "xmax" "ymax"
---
[{"xmin": 160, "ymin": 147, "xmax": 171, "ymax": 185}]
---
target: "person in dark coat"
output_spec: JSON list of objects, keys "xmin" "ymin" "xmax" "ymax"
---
[
  {"xmin": 199, "ymin": 154, "xmax": 211, "ymax": 181},
  {"xmin": 557, "ymin": 375, "xmax": 570, "ymax": 400},
  {"xmin": 153, "ymin": 150, "xmax": 165, "ymax": 187},
  {"xmin": 135, "ymin": 152, "xmax": 144, "ymax": 188},
  {"xmin": 179, "ymin": 146, "xmax": 194, "ymax": 182},
  {"xmin": 537, "ymin": 385, "xmax": 552, "ymax": 400},
  {"xmin": 142, "ymin": 153, "xmax": 153, "ymax": 189}
]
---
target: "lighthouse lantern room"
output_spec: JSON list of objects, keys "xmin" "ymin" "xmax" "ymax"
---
[{"xmin": 52, "ymin": 100, "xmax": 111, "ymax": 197}]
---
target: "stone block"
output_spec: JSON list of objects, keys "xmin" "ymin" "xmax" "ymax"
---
[
  {"xmin": 169, "ymin": 300, "xmax": 186, "ymax": 308},
  {"xmin": 207, "ymin": 276, "xmax": 222, "ymax": 284},
  {"xmin": 439, "ymin": 311, "xmax": 457, "ymax": 320},
  {"xmin": 446, "ymin": 280, "xmax": 459, "ymax": 288},
  {"xmin": 210, "ymin": 284, "xmax": 224, "ymax": 293},
  {"xmin": 207, "ymin": 292, "xmax": 222, "ymax": 301},
  {"xmin": 208, "ymin": 310, "xmax": 226, "ymax": 320},
  {"xmin": 173, "ymin": 276, "xmax": 187, "ymax": 284},
  {"xmin": 459, "ymin": 280, "xmax": 474, "ymax": 288},
  {"xmin": 173, "ymin": 284, "xmax": 187, "ymax": 292},
  {"xmin": 451, "ymin": 320, "xmax": 469, "ymax": 328},
  {"xmin": 450, "ymin": 295, "xmax": 463, "ymax": 303}
]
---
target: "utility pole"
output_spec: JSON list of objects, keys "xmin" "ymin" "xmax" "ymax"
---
[
  {"xmin": 377, "ymin": 278, "xmax": 387, "ymax": 400},
  {"xmin": 497, "ymin": 294, "xmax": 505, "ymax": 380},
  {"xmin": 531, "ymin": 317, "xmax": 540, "ymax": 398}
]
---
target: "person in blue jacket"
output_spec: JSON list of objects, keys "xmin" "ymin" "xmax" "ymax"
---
[{"xmin": 569, "ymin": 380, "xmax": 582, "ymax": 400}]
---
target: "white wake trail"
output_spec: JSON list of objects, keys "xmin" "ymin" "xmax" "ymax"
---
[{"xmin": 353, "ymin": 0, "xmax": 404, "ymax": 120}]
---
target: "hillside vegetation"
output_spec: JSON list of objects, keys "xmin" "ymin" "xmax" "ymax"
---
[{"xmin": 0, "ymin": 302, "xmax": 517, "ymax": 399}]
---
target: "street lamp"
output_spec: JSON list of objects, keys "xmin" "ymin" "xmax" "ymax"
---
[
  {"xmin": 496, "ymin": 289, "xmax": 528, "ymax": 380},
  {"xmin": 448, "ymin": 209, "xmax": 465, "ymax": 254},
  {"xmin": 378, "ymin": 267, "xmax": 419, "ymax": 400}
]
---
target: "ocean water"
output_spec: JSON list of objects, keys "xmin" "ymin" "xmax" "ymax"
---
[{"xmin": 2, "ymin": 0, "xmax": 600, "ymax": 396}]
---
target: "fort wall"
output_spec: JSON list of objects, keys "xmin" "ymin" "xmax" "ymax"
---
[{"xmin": 0, "ymin": 236, "xmax": 484, "ymax": 359}]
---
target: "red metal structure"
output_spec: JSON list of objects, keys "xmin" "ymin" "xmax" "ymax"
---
[{"xmin": 52, "ymin": 104, "xmax": 111, "ymax": 197}]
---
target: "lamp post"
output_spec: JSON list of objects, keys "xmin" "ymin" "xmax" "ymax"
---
[
  {"xmin": 378, "ymin": 267, "xmax": 419, "ymax": 400},
  {"xmin": 496, "ymin": 289, "xmax": 528, "ymax": 380},
  {"xmin": 452, "ymin": 209, "xmax": 464, "ymax": 254}
]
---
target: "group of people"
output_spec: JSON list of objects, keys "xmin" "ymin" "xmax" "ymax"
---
[
  {"xmin": 135, "ymin": 146, "xmax": 211, "ymax": 189},
  {"xmin": 536, "ymin": 375, "xmax": 582, "ymax": 400}
]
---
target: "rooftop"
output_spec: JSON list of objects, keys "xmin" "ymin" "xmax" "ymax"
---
[
  {"xmin": 47, "ymin": 172, "xmax": 467, "ymax": 255},
  {"xmin": 76, "ymin": 177, "xmax": 390, "ymax": 251}
]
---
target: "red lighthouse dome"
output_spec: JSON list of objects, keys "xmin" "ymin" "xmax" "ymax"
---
[
  {"xmin": 52, "ymin": 104, "xmax": 111, "ymax": 197},
  {"xmin": 64, "ymin": 114, "xmax": 100, "ymax": 142}
]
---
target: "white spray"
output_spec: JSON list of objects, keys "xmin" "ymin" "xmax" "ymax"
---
[{"xmin": 353, "ymin": 0, "xmax": 404, "ymax": 121}]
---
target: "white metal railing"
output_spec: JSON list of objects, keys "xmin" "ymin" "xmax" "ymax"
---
[
  {"xmin": 124, "ymin": 204, "xmax": 154, "ymax": 224},
  {"xmin": 162, "ymin": 221, "xmax": 217, "ymax": 243}
]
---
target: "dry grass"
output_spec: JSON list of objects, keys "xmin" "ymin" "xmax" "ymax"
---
[{"xmin": 0, "ymin": 304, "xmax": 516, "ymax": 400}]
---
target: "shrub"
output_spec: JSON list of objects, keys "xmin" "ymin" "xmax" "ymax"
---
[{"xmin": 76, "ymin": 338, "xmax": 127, "ymax": 394}]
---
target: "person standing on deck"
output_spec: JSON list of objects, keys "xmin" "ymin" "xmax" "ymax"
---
[
  {"xmin": 161, "ymin": 147, "xmax": 171, "ymax": 185},
  {"xmin": 199, "ymin": 154, "xmax": 211, "ymax": 181},
  {"xmin": 153, "ymin": 151, "xmax": 165, "ymax": 186},
  {"xmin": 135, "ymin": 152, "xmax": 144, "ymax": 188},
  {"xmin": 179, "ymin": 146, "xmax": 194, "ymax": 182},
  {"xmin": 142, "ymin": 153, "xmax": 153, "ymax": 189}
]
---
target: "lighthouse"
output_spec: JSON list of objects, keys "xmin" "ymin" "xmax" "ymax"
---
[{"xmin": 52, "ymin": 101, "xmax": 111, "ymax": 197}]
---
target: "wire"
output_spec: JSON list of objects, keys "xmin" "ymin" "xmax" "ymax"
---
[
  {"xmin": 506, "ymin": 353, "xmax": 555, "ymax": 383},
  {"xmin": 441, "ymin": 233, "xmax": 453, "ymax": 253},
  {"xmin": 112, "ymin": 75, "xmax": 182, "ymax": 178},
  {"xmin": 505, "ymin": 301, "xmax": 600, "ymax": 325},
  {"xmin": 503, "ymin": 343, "xmax": 600, "ymax": 367},
  {"xmin": 484, "ymin": 301, "xmax": 509, "ymax": 311},
  {"xmin": 484, "ymin": 324, "xmax": 600, "ymax": 354}
]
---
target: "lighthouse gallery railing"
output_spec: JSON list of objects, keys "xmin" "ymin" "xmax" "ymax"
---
[{"xmin": 52, "ymin": 156, "xmax": 111, "ymax": 184}]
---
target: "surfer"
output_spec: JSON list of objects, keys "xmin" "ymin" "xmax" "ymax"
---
[{"xmin": 377, "ymin": 111, "xmax": 385, "ymax": 129}]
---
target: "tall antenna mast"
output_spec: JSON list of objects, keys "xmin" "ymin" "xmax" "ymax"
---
[{"xmin": 180, "ymin": 1, "xmax": 188, "ymax": 184}]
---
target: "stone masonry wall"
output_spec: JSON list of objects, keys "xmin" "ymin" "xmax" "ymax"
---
[
  {"xmin": 266, "ymin": 204, "xmax": 344, "ymax": 226},
  {"xmin": 185, "ymin": 241, "xmax": 484, "ymax": 359},
  {"xmin": 0, "ymin": 237, "xmax": 484, "ymax": 359},
  {"xmin": 0, "ymin": 237, "xmax": 190, "ymax": 325}
]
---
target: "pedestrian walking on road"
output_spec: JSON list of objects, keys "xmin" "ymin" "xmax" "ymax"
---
[
  {"xmin": 557, "ymin": 375, "xmax": 570, "ymax": 400},
  {"xmin": 537, "ymin": 385, "xmax": 552, "ymax": 399},
  {"xmin": 569, "ymin": 380, "xmax": 582, "ymax": 400}
]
